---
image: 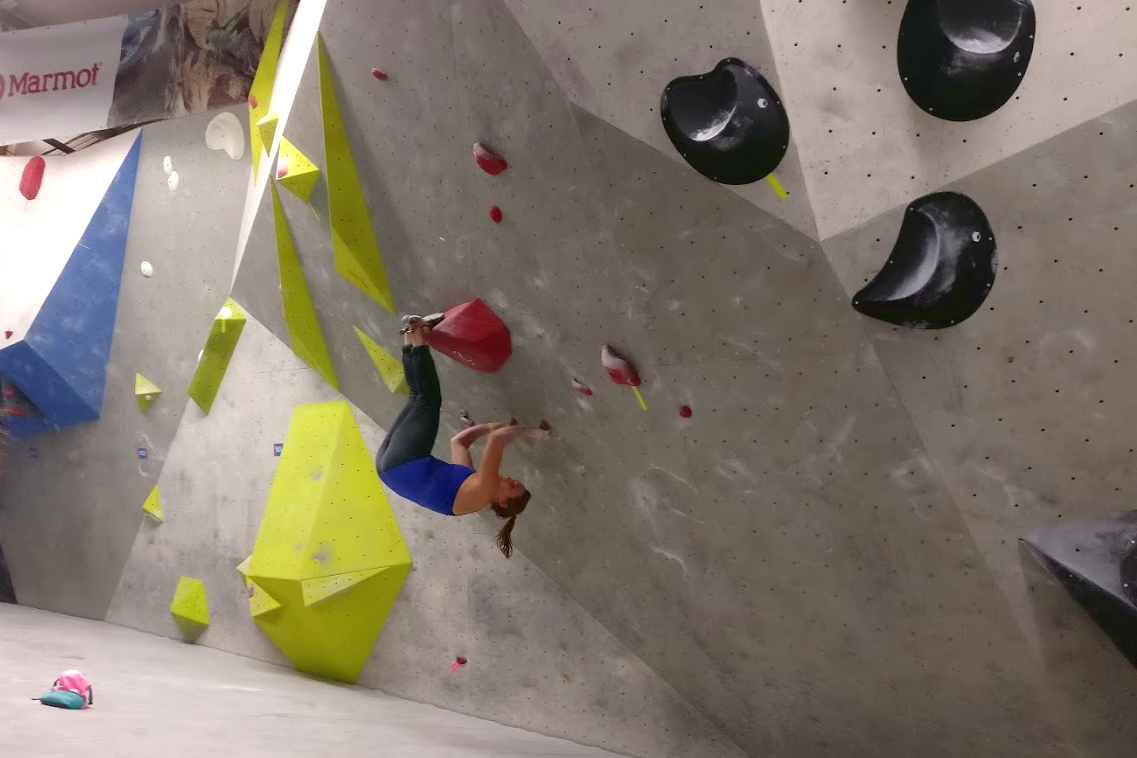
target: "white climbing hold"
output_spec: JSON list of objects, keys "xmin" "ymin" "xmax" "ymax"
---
[
  {"xmin": 162, "ymin": 156, "xmax": 173, "ymax": 175},
  {"xmin": 219, "ymin": 306, "xmax": 233, "ymax": 319},
  {"xmin": 971, "ymin": 231, "xmax": 982, "ymax": 242},
  {"xmin": 757, "ymin": 98, "xmax": 768, "ymax": 108},
  {"xmin": 167, "ymin": 171, "xmax": 179, "ymax": 191},
  {"xmin": 140, "ymin": 261, "xmax": 154, "ymax": 278},
  {"xmin": 197, "ymin": 350, "xmax": 203, "ymax": 363},
  {"xmin": 205, "ymin": 112, "xmax": 245, "ymax": 160}
]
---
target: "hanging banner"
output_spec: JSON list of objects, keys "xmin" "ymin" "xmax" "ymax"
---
[
  {"xmin": 0, "ymin": 17, "xmax": 127, "ymax": 145},
  {"xmin": 0, "ymin": 1, "xmax": 297, "ymax": 146}
]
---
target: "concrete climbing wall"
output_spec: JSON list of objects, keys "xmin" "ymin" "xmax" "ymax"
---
[
  {"xmin": 226, "ymin": 0, "xmax": 1137, "ymax": 756},
  {"xmin": 0, "ymin": 107, "xmax": 249, "ymax": 618},
  {"xmin": 106, "ymin": 314, "xmax": 744, "ymax": 758}
]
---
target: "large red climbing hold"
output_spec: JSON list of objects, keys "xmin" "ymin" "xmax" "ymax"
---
[
  {"xmin": 473, "ymin": 142, "xmax": 507, "ymax": 176},
  {"xmin": 20, "ymin": 156, "xmax": 45, "ymax": 203},
  {"xmin": 571, "ymin": 378, "xmax": 593, "ymax": 396},
  {"xmin": 425, "ymin": 299, "xmax": 513, "ymax": 373},
  {"xmin": 489, "ymin": 206, "xmax": 503, "ymax": 224},
  {"xmin": 371, "ymin": 68, "xmax": 388, "ymax": 81},
  {"xmin": 601, "ymin": 344, "xmax": 641, "ymax": 386}
]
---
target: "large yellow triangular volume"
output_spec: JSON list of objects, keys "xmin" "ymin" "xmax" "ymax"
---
[
  {"xmin": 249, "ymin": 579, "xmax": 283, "ymax": 618},
  {"xmin": 276, "ymin": 137, "xmax": 320, "ymax": 203},
  {"xmin": 301, "ymin": 567, "xmax": 384, "ymax": 606},
  {"xmin": 272, "ymin": 183, "xmax": 338, "ymax": 388},
  {"xmin": 256, "ymin": 110, "xmax": 279, "ymax": 152},
  {"xmin": 142, "ymin": 486, "xmax": 163, "ymax": 523},
  {"xmin": 135, "ymin": 374, "xmax": 161, "ymax": 410},
  {"xmin": 317, "ymin": 35, "xmax": 394, "ymax": 312},
  {"xmin": 248, "ymin": 0, "xmax": 289, "ymax": 178},
  {"xmin": 249, "ymin": 402, "xmax": 411, "ymax": 581},
  {"xmin": 170, "ymin": 576, "xmax": 210, "ymax": 642},
  {"xmin": 353, "ymin": 327, "xmax": 408, "ymax": 395}
]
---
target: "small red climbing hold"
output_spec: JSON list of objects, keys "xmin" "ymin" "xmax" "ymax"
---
[
  {"xmin": 456, "ymin": 656, "xmax": 467, "ymax": 665},
  {"xmin": 601, "ymin": 344, "xmax": 641, "ymax": 386},
  {"xmin": 371, "ymin": 68, "xmax": 388, "ymax": 81},
  {"xmin": 20, "ymin": 156, "xmax": 45, "ymax": 203},
  {"xmin": 571, "ymin": 378, "xmax": 593, "ymax": 396},
  {"xmin": 4, "ymin": 331, "xmax": 12, "ymax": 340},
  {"xmin": 679, "ymin": 405, "xmax": 693, "ymax": 418},
  {"xmin": 450, "ymin": 656, "xmax": 468, "ymax": 672},
  {"xmin": 489, "ymin": 205, "xmax": 503, "ymax": 223},
  {"xmin": 473, "ymin": 142, "xmax": 507, "ymax": 175},
  {"xmin": 539, "ymin": 420, "xmax": 551, "ymax": 431},
  {"xmin": 248, "ymin": 94, "xmax": 258, "ymax": 109}
]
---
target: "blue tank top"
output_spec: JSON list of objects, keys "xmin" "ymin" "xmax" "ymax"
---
[{"xmin": 379, "ymin": 457, "xmax": 475, "ymax": 516}]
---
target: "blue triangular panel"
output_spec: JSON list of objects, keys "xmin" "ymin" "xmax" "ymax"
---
[{"xmin": 0, "ymin": 134, "xmax": 141, "ymax": 439}]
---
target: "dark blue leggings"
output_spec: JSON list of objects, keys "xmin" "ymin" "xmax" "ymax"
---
[{"xmin": 376, "ymin": 346, "xmax": 442, "ymax": 473}]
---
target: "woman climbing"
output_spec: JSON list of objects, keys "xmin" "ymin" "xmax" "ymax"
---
[{"xmin": 375, "ymin": 315, "xmax": 546, "ymax": 557}]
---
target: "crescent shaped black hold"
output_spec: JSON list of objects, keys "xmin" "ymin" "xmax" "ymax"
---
[
  {"xmin": 852, "ymin": 191, "xmax": 996, "ymax": 329},
  {"xmin": 897, "ymin": 0, "xmax": 1035, "ymax": 121},
  {"xmin": 660, "ymin": 58, "xmax": 790, "ymax": 185}
]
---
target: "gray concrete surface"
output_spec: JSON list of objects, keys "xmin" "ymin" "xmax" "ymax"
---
[
  {"xmin": 227, "ymin": 2, "xmax": 1094, "ymax": 756},
  {"xmin": 1, "ymin": 1, "xmax": 1136, "ymax": 757},
  {"xmin": 0, "ymin": 107, "xmax": 249, "ymax": 618},
  {"xmin": 822, "ymin": 97, "xmax": 1137, "ymax": 755},
  {"xmin": 106, "ymin": 315, "xmax": 745, "ymax": 758},
  {"xmin": 0, "ymin": 603, "xmax": 629, "ymax": 758}
]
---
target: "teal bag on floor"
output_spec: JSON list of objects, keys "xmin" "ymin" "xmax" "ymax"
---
[{"xmin": 35, "ymin": 689, "xmax": 87, "ymax": 709}]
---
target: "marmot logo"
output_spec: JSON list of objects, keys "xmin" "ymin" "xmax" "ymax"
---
[{"xmin": 0, "ymin": 63, "xmax": 101, "ymax": 105}]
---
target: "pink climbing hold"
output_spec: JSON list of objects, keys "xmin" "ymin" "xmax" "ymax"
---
[
  {"xmin": 424, "ymin": 299, "xmax": 513, "ymax": 373},
  {"xmin": 450, "ymin": 656, "xmax": 467, "ymax": 673},
  {"xmin": 371, "ymin": 68, "xmax": 388, "ymax": 81},
  {"xmin": 248, "ymin": 94, "xmax": 258, "ymax": 108},
  {"xmin": 473, "ymin": 142, "xmax": 507, "ymax": 176},
  {"xmin": 571, "ymin": 378, "xmax": 593, "ymax": 396},
  {"xmin": 20, "ymin": 156, "xmax": 45, "ymax": 204},
  {"xmin": 489, "ymin": 205, "xmax": 503, "ymax": 224},
  {"xmin": 679, "ymin": 405, "xmax": 693, "ymax": 418},
  {"xmin": 601, "ymin": 344, "xmax": 641, "ymax": 386},
  {"xmin": 277, "ymin": 159, "xmax": 289, "ymax": 179}
]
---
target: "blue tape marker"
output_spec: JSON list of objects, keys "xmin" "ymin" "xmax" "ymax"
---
[
  {"xmin": 137, "ymin": 447, "xmax": 147, "ymax": 459},
  {"xmin": 273, "ymin": 443, "xmax": 283, "ymax": 457}
]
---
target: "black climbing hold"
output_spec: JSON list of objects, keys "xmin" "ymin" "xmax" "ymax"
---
[
  {"xmin": 852, "ymin": 191, "xmax": 995, "ymax": 329},
  {"xmin": 659, "ymin": 58, "xmax": 789, "ymax": 185},
  {"xmin": 897, "ymin": 0, "xmax": 1035, "ymax": 121},
  {"xmin": 1022, "ymin": 512, "xmax": 1137, "ymax": 666}
]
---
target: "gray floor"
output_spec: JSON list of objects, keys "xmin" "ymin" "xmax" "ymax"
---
[{"xmin": 0, "ymin": 604, "xmax": 628, "ymax": 758}]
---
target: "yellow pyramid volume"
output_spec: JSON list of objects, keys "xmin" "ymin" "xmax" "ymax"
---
[
  {"xmin": 248, "ymin": 0, "xmax": 289, "ymax": 177},
  {"xmin": 353, "ymin": 327, "xmax": 408, "ymax": 395},
  {"xmin": 246, "ymin": 401, "xmax": 412, "ymax": 683},
  {"xmin": 142, "ymin": 486, "xmax": 163, "ymax": 523},
  {"xmin": 170, "ymin": 576, "xmax": 210, "ymax": 643},
  {"xmin": 256, "ymin": 110, "xmax": 280, "ymax": 153},
  {"xmin": 135, "ymin": 374, "xmax": 161, "ymax": 410},
  {"xmin": 276, "ymin": 137, "xmax": 320, "ymax": 203},
  {"xmin": 317, "ymin": 35, "xmax": 394, "ymax": 312}
]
